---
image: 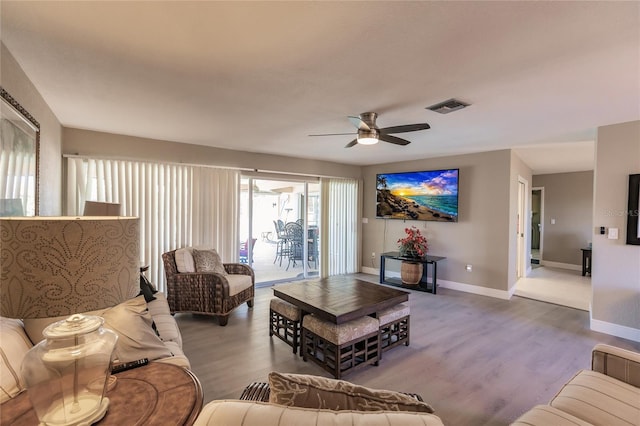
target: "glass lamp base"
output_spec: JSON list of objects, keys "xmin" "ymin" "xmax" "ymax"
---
[{"xmin": 39, "ymin": 397, "xmax": 109, "ymax": 426}]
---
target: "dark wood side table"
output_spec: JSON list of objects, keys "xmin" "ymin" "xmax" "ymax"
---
[
  {"xmin": 1, "ymin": 362, "xmax": 203, "ymax": 426},
  {"xmin": 380, "ymin": 251, "xmax": 446, "ymax": 294},
  {"xmin": 581, "ymin": 248, "xmax": 592, "ymax": 276}
]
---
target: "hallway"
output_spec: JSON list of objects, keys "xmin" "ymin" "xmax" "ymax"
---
[{"xmin": 514, "ymin": 266, "xmax": 591, "ymax": 311}]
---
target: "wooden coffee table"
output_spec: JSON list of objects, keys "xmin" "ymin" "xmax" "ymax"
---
[
  {"xmin": 1, "ymin": 362, "xmax": 203, "ymax": 426},
  {"xmin": 273, "ymin": 275, "xmax": 409, "ymax": 324}
]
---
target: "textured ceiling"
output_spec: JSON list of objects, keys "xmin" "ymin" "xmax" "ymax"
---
[{"xmin": 1, "ymin": 1, "xmax": 638, "ymax": 172}]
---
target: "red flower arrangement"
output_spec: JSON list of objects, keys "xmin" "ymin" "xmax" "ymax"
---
[{"xmin": 397, "ymin": 226, "xmax": 428, "ymax": 258}]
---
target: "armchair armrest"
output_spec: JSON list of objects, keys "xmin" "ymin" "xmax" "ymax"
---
[
  {"xmin": 224, "ymin": 263, "xmax": 255, "ymax": 282},
  {"xmin": 592, "ymin": 344, "xmax": 640, "ymax": 388}
]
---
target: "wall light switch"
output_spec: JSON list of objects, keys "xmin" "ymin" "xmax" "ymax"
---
[
  {"xmin": 551, "ymin": 218, "xmax": 556, "ymax": 225},
  {"xmin": 362, "ymin": 217, "xmax": 368, "ymax": 224},
  {"xmin": 465, "ymin": 264, "xmax": 472, "ymax": 272},
  {"xmin": 608, "ymin": 228, "xmax": 619, "ymax": 239}
]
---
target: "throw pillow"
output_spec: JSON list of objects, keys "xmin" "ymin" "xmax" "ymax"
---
[
  {"xmin": 23, "ymin": 296, "xmax": 172, "ymax": 364},
  {"xmin": 268, "ymin": 371, "xmax": 434, "ymax": 413},
  {"xmin": 101, "ymin": 295, "xmax": 172, "ymax": 363},
  {"xmin": 174, "ymin": 247, "xmax": 196, "ymax": 273},
  {"xmin": 0, "ymin": 318, "xmax": 32, "ymax": 403},
  {"xmin": 192, "ymin": 249, "xmax": 227, "ymax": 275}
]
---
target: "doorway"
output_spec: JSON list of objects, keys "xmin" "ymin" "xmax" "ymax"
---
[
  {"xmin": 530, "ymin": 188, "xmax": 543, "ymax": 267},
  {"xmin": 516, "ymin": 177, "xmax": 529, "ymax": 279},
  {"xmin": 240, "ymin": 176, "xmax": 320, "ymax": 285}
]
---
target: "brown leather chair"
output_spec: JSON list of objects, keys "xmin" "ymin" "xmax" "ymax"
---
[{"xmin": 161, "ymin": 249, "xmax": 255, "ymax": 326}]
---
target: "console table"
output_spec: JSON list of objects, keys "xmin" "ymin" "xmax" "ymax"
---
[{"xmin": 380, "ymin": 252, "xmax": 446, "ymax": 294}]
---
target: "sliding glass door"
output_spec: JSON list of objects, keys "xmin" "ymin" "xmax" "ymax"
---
[{"xmin": 240, "ymin": 176, "xmax": 320, "ymax": 285}]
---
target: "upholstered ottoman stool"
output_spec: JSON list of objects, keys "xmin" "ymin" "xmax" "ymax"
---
[
  {"xmin": 269, "ymin": 298, "xmax": 302, "ymax": 354},
  {"xmin": 378, "ymin": 303, "xmax": 410, "ymax": 359},
  {"xmin": 302, "ymin": 314, "xmax": 380, "ymax": 379}
]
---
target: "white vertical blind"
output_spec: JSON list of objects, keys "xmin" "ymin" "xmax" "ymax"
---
[
  {"xmin": 0, "ymin": 119, "xmax": 37, "ymax": 215},
  {"xmin": 66, "ymin": 157, "xmax": 239, "ymax": 292},
  {"xmin": 320, "ymin": 177, "xmax": 359, "ymax": 277}
]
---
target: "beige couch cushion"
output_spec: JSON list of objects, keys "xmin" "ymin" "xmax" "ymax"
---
[
  {"xmin": 511, "ymin": 405, "xmax": 593, "ymax": 425},
  {"xmin": 0, "ymin": 318, "xmax": 31, "ymax": 403},
  {"xmin": 268, "ymin": 372, "xmax": 434, "ymax": 413},
  {"xmin": 226, "ymin": 274, "xmax": 253, "ymax": 296},
  {"xmin": 550, "ymin": 369, "xmax": 640, "ymax": 426},
  {"xmin": 24, "ymin": 296, "xmax": 172, "ymax": 364},
  {"xmin": 147, "ymin": 292, "xmax": 182, "ymax": 345},
  {"xmin": 194, "ymin": 400, "xmax": 445, "ymax": 426}
]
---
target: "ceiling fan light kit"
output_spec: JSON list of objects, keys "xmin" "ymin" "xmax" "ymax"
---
[
  {"xmin": 357, "ymin": 129, "xmax": 380, "ymax": 145},
  {"xmin": 311, "ymin": 111, "xmax": 431, "ymax": 148}
]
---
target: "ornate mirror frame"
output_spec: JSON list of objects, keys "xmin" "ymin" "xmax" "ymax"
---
[{"xmin": 0, "ymin": 87, "xmax": 40, "ymax": 216}]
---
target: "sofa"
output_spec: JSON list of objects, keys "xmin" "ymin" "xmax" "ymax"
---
[
  {"xmin": 511, "ymin": 344, "xmax": 640, "ymax": 425},
  {"xmin": 0, "ymin": 291, "xmax": 190, "ymax": 406},
  {"xmin": 193, "ymin": 371, "xmax": 445, "ymax": 426}
]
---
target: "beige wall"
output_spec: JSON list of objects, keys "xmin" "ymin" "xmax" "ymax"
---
[
  {"xmin": 508, "ymin": 151, "xmax": 533, "ymax": 289},
  {"xmin": 532, "ymin": 171, "xmax": 594, "ymax": 266},
  {"xmin": 62, "ymin": 128, "xmax": 361, "ymax": 181},
  {"xmin": 1, "ymin": 43, "xmax": 62, "ymax": 215},
  {"xmin": 592, "ymin": 120, "xmax": 640, "ymax": 339},
  {"xmin": 362, "ymin": 150, "xmax": 513, "ymax": 294}
]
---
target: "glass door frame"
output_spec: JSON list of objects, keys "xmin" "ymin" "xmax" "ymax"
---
[{"xmin": 241, "ymin": 174, "xmax": 320, "ymax": 286}]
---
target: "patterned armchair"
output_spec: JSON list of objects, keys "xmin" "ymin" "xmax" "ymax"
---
[{"xmin": 162, "ymin": 249, "xmax": 255, "ymax": 326}]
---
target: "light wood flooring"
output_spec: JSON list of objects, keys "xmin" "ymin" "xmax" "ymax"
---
[
  {"xmin": 515, "ymin": 266, "xmax": 591, "ymax": 311},
  {"xmin": 175, "ymin": 273, "xmax": 640, "ymax": 426}
]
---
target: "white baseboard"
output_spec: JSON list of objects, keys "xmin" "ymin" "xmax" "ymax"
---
[
  {"xmin": 437, "ymin": 279, "xmax": 512, "ymax": 300},
  {"xmin": 360, "ymin": 267, "xmax": 512, "ymax": 300},
  {"xmin": 590, "ymin": 316, "xmax": 640, "ymax": 343},
  {"xmin": 361, "ymin": 266, "xmax": 378, "ymax": 275},
  {"xmin": 540, "ymin": 260, "xmax": 582, "ymax": 271}
]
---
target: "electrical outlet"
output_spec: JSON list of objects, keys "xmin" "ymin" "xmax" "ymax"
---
[{"xmin": 466, "ymin": 264, "xmax": 472, "ymax": 272}]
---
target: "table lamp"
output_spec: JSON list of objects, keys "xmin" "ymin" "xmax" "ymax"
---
[{"xmin": 0, "ymin": 216, "xmax": 140, "ymax": 425}]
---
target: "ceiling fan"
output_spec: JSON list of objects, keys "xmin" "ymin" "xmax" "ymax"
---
[{"xmin": 309, "ymin": 112, "xmax": 431, "ymax": 148}]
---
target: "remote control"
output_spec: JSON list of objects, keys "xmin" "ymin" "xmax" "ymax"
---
[{"xmin": 111, "ymin": 358, "xmax": 149, "ymax": 374}]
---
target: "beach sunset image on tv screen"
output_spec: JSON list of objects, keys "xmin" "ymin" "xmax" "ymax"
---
[{"xmin": 376, "ymin": 169, "xmax": 459, "ymax": 222}]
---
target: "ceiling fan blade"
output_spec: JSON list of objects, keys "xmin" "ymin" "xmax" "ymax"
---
[
  {"xmin": 308, "ymin": 132, "xmax": 356, "ymax": 137},
  {"xmin": 345, "ymin": 139, "xmax": 358, "ymax": 148},
  {"xmin": 379, "ymin": 123, "xmax": 431, "ymax": 134},
  {"xmin": 348, "ymin": 116, "xmax": 371, "ymax": 131},
  {"xmin": 379, "ymin": 134, "xmax": 411, "ymax": 146}
]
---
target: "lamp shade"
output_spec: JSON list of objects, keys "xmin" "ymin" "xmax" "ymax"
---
[{"xmin": 0, "ymin": 217, "xmax": 140, "ymax": 319}]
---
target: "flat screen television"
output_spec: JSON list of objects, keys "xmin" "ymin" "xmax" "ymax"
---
[{"xmin": 376, "ymin": 169, "xmax": 459, "ymax": 222}]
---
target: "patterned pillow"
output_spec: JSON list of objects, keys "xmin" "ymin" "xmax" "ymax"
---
[
  {"xmin": 192, "ymin": 249, "xmax": 227, "ymax": 275},
  {"xmin": 268, "ymin": 371, "xmax": 434, "ymax": 413}
]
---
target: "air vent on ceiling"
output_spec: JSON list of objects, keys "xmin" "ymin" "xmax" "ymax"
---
[{"xmin": 426, "ymin": 98, "xmax": 470, "ymax": 114}]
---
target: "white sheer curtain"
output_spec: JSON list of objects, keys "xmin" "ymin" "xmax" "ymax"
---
[
  {"xmin": 66, "ymin": 157, "xmax": 239, "ymax": 292},
  {"xmin": 320, "ymin": 177, "xmax": 359, "ymax": 277}
]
